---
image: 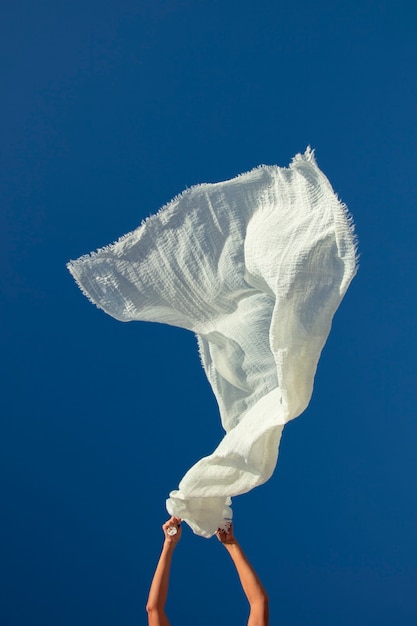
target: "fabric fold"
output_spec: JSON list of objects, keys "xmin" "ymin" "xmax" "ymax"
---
[{"xmin": 68, "ymin": 148, "xmax": 358, "ymax": 537}]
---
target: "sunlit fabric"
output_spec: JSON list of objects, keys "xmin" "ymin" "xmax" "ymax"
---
[{"xmin": 67, "ymin": 148, "xmax": 358, "ymax": 537}]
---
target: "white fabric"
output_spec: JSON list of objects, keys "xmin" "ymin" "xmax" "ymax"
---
[{"xmin": 67, "ymin": 148, "xmax": 357, "ymax": 537}]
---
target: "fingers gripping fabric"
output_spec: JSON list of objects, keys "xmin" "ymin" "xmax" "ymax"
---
[{"xmin": 67, "ymin": 148, "xmax": 358, "ymax": 537}]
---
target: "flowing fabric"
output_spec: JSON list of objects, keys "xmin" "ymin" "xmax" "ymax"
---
[{"xmin": 67, "ymin": 148, "xmax": 358, "ymax": 537}]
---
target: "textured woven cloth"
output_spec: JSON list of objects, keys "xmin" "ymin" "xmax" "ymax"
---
[{"xmin": 67, "ymin": 148, "xmax": 357, "ymax": 537}]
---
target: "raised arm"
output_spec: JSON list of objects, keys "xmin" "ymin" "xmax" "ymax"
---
[
  {"xmin": 146, "ymin": 517, "xmax": 182, "ymax": 626},
  {"xmin": 216, "ymin": 523, "xmax": 269, "ymax": 626}
]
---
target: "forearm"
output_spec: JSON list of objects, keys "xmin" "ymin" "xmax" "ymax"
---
[
  {"xmin": 223, "ymin": 542, "xmax": 268, "ymax": 607},
  {"xmin": 146, "ymin": 541, "xmax": 176, "ymax": 612}
]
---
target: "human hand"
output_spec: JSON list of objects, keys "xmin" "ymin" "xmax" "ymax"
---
[
  {"xmin": 162, "ymin": 517, "xmax": 182, "ymax": 546},
  {"xmin": 216, "ymin": 521, "xmax": 236, "ymax": 545}
]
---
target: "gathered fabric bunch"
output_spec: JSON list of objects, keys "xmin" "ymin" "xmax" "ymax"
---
[{"xmin": 68, "ymin": 148, "xmax": 358, "ymax": 537}]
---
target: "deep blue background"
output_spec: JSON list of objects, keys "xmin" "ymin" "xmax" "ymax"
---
[{"xmin": 1, "ymin": 1, "xmax": 417, "ymax": 624}]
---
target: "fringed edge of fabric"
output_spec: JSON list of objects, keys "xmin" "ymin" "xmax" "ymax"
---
[
  {"xmin": 67, "ymin": 147, "xmax": 359, "ymax": 296},
  {"xmin": 66, "ymin": 261, "xmax": 101, "ymax": 310}
]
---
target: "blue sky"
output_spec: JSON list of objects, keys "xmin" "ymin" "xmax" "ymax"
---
[{"xmin": 1, "ymin": 1, "xmax": 417, "ymax": 624}]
